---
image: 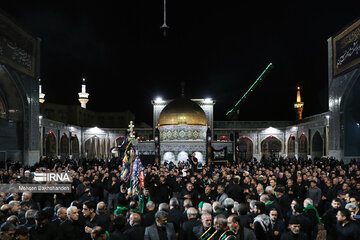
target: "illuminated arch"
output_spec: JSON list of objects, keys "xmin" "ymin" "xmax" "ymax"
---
[
  {"xmin": 312, "ymin": 131, "xmax": 323, "ymax": 159},
  {"xmin": 163, "ymin": 152, "xmax": 175, "ymax": 163},
  {"xmin": 287, "ymin": 135, "xmax": 295, "ymax": 158},
  {"xmin": 298, "ymin": 134, "xmax": 308, "ymax": 159},
  {"xmin": 60, "ymin": 133, "xmax": 69, "ymax": 157},
  {"xmin": 71, "ymin": 135, "xmax": 80, "ymax": 157},
  {"xmin": 177, "ymin": 151, "xmax": 188, "ymax": 163},
  {"xmin": 261, "ymin": 136, "xmax": 281, "ymax": 158},
  {"xmin": 45, "ymin": 131, "xmax": 57, "ymax": 157},
  {"xmin": 238, "ymin": 136, "xmax": 253, "ymax": 161}
]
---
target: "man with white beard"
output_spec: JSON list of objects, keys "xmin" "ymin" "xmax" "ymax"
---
[{"xmin": 279, "ymin": 217, "xmax": 307, "ymax": 240}]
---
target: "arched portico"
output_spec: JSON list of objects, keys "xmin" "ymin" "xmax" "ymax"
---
[
  {"xmin": 261, "ymin": 136, "xmax": 281, "ymax": 159},
  {"xmin": 60, "ymin": 133, "xmax": 69, "ymax": 158},
  {"xmin": 71, "ymin": 135, "xmax": 80, "ymax": 158},
  {"xmin": 237, "ymin": 136, "xmax": 253, "ymax": 161},
  {"xmin": 287, "ymin": 135, "xmax": 295, "ymax": 158},
  {"xmin": 45, "ymin": 131, "xmax": 57, "ymax": 157},
  {"xmin": 298, "ymin": 134, "xmax": 308, "ymax": 160},
  {"xmin": 312, "ymin": 131, "xmax": 323, "ymax": 159}
]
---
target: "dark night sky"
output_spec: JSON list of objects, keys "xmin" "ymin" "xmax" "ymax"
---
[{"xmin": 1, "ymin": 1, "xmax": 359, "ymax": 125}]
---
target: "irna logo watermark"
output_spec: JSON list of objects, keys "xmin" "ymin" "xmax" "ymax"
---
[{"xmin": 34, "ymin": 172, "xmax": 72, "ymax": 182}]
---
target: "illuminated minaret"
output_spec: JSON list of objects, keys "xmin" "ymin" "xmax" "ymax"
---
[
  {"xmin": 294, "ymin": 86, "xmax": 304, "ymax": 120},
  {"xmin": 78, "ymin": 77, "xmax": 89, "ymax": 108},
  {"xmin": 39, "ymin": 78, "xmax": 45, "ymax": 103}
]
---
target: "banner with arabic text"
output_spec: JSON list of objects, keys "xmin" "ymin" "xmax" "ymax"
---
[{"xmin": 333, "ymin": 18, "xmax": 360, "ymax": 76}]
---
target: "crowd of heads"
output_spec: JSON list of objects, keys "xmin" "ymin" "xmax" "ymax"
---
[{"xmin": 0, "ymin": 156, "xmax": 359, "ymax": 239}]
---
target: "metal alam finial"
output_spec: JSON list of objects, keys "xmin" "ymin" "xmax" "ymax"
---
[{"xmin": 160, "ymin": 0, "xmax": 169, "ymax": 37}]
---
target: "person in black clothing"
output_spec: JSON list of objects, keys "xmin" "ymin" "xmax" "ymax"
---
[
  {"xmin": 303, "ymin": 198, "xmax": 320, "ymax": 240},
  {"xmin": 253, "ymin": 201, "xmax": 272, "ymax": 240},
  {"xmin": 227, "ymin": 177, "xmax": 244, "ymax": 203},
  {"xmin": 280, "ymin": 217, "xmax": 307, "ymax": 240},
  {"xmin": 144, "ymin": 168, "xmax": 158, "ymax": 201},
  {"xmin": 171, "ymin": 176, "xmax": 183, "ymax": 199},
  {"xmin": 128, "ymin": 200, "xmax": 141, "ymax": 215},
  {"xmin": 42, "ymin": 206, "xmax": 54, "ymax": 223},
  {"xmin": 0, "ymin": 222, "xmax": 16, "ymax": 240},
  {"xmin": 269, "ymin": 209, "xmax": 286, "ymax": 240},
  {"xmin": 277, "ymin": 172, "xmax": 287, "ymax": 187},
  {"xmin": 70, "ymin": 200, "xmax": 87, "ymax": 225},
  {"xmin": 90, "ymin": 225, "xmax": 107, "ymax": 240},
  {"xmin": 200, "ymin": 185, "xmax": 216, "ymax": 204},
  {"xmin": 57, "ymin": 206, "xmax": 85, "ymax": 240},
  {"xmin": 52, "ymin": 207, "xmax": 67, "ymax": 226},
  {"xmin": 107, "ymin": 176, "xmax": 120, "ymax": 211},
  {"xmin": 20, "ymin": 209, "xmax": 37, "ymax": 230},
  {"xmin": 332, "ymin": 178, "xmax": 342, "ymax": 195},
  {"xmin": 179, "ymin": 207, "xmax": 201, "ymax": 240},
  {"xmin": 118, "ymin": 184, "xmax": 131, "ymax": 207},
  {"xmin": 180, "ymin": 182, "xmax": 201, "ymax": 207},
  {"xmin": 285, "ymin": 179, "xmax": 298, "ymax": 201},
  {"xmin": 294, "ymin": 176, "xmax": 307, "ymax": 202},
  {"xmin": 210, "ymin": 175, "xmax": 220, "ymax": 192},
  {"xmin": 275, "ymin": 186, "xmax": 291, "ymax": 219},
  {"xmin": 227, "ymin": 215, "xmax": 256, "ymax": 240},
  {"xmin": 100, "ymin": 172, "xmax": 110, "ymax": 204},
  {"xmin": 154, "ymin": 176, "xmax": 171, "ymax": 205},
  {"xmin": 189, "ymin": 176, "xmax": 203, "ymax": 194},
  {"xmin": 29, "ymin": 210, "xmax": 57, "ymax": 240},
  {"xmin": 335, "ymin": 209, "xmax": 360, "ymax": 240},
  {"xmin": 285, "ymin": 199, "xmax": 300, "ymax": 226},
  {"xmin": 109, "ymin": 215, "xmax": 126, "ymax": 240},
  {"xmin": 20, "ymin": 192, "xmax": 37, "ymax": 211},
  {"xmin": 123, "ymin": 212, "xmax": 145, "ymax": 240},
  {"xmin": 213, "ymin": 214, "xmax": 236, "ymax": 240},
  {"xmin": 95, "ymin": 202, "xmax": 111, "ymax": 231},
  {"xmin": 189, "ymin": 153, "xmax": 198, "ymax": 173},
  {"xmin": 83, "ymin": 200, "xmax": 105, "ymax": 236},
  {"xmin": 323, "ymin": 198, "xmax": 342, "ymax": 240},
  {"xmin": 223, "ymin": 198, "xmax": 234, "ymax": 218},
  {"xmin": 76, "ymin": 178, "xmax": 93, "ymax": 203},
  {"xmin": 15, "ymin": 225, "xmax": 30, "ymax": 240},
  {"xmin": 236, "ymin": 203, "xmax": 253, "ymax": 229},
  {"xmin": 260, "ymin": 194, "xmax": 283, "ymax": 220},
  {"xmin": 192, "ymin": 212, "xmax": 213, "ymax": 240},
  {"xmin": 166, "ymin": 170, "xmax": 177, "ymax": 198},
  {"xmin": 91, "ymin": 174, "xmax": 103, "ymax": 203},
  {"xmin": 142, "ymin": 201, "xmax": 156, "ymax": 227},
  {"xmin": 289, "ymin": 204, "xmax": 312, "ymax": 239},
  {"xmin": 168, "ymin": 197, "xmax": 183, "ymax": 234}
]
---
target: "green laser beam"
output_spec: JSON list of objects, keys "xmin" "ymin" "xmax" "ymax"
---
[{"xmin": 226, "ymin": 63, "xmax": 273, "ymax": 116}]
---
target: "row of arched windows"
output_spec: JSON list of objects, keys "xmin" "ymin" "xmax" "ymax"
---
[{"xmin": 236, "ymin": 132, "xmax": 324, "ymax": 160}]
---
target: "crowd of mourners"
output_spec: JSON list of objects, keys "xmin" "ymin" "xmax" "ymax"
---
[{"xmin": 0, "ymin": 155, "xmax": 359, "ymax": 240}]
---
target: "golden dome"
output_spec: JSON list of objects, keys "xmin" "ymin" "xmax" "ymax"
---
[{"xmin": 159, "ymin": 98, "xmax": 207, "ymax": 126}]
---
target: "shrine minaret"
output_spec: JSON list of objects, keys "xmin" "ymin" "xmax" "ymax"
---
[
  {"xmin": 294, "ymin": 86, "xmax": 304, "ymax": 120},
  {"xmin": 78, "ymin": 77, "xmax": 89, "ymax": 108},
  {"xmin": 39, "ymin": 78, "xmax": 45, "ymax": 103}
]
